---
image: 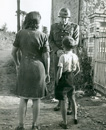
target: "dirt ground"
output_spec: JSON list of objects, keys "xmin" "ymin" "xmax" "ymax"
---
[{"xmin": 0, "ymin": 49, "xmax": 106, "ymax": 130}]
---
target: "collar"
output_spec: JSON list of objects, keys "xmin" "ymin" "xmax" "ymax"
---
[
  {"xmin": 58, "ymin": 22, "xmax": 72, "ymax": 30},
  {"xmin": 64, "ymin": 50, "xmax": 73, "ymax": 54}
]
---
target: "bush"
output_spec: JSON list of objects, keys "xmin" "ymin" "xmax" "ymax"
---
[{"xmin": 76, "ymin": 47, "xmax": 94, "ymax": 95}]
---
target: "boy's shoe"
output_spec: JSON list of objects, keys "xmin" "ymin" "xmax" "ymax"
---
[
  {"xmin": 59, "ymin": 122, "xmax": 69, "ymax": 129},
  {"xmin": 31, "ymin": 125, "xmax": 40, "ymax": 130},
  {"xmin": 15, "ymin": 126, "xmax": 25, "ymax": 130},
  {"xmin": 54, "ymin": 106, "xmax": 60, "ymax": 111},
  {"xmin": 67, "ymin": 110, "xmax": 72, "ymax": 115},
  {"xmin": 74, "ymin": 119, "xmax": 78, "ymax": 124}
]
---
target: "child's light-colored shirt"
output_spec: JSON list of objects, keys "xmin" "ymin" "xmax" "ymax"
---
[{"xmin": 58, "ymin": 51, "xmax": 78, "ymax": 72}]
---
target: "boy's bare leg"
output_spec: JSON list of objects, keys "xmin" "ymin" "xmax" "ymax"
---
[
  {"xmin": 54, "ymin": 99, "xmax": 72, "ymax": 113},
  {"xmin": 71, "ymin": 92, "xmax": 78, "ymax": 124},
  {"xmin": 67, "ymin": 100, "xmax": 72, "ymax": 115},
  {"xmin": 60, "ymin": 100, "xmax": 67, "ymax": 125}
]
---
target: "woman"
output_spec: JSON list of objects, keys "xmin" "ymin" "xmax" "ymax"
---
[{"xmin": 12, "ymin": 11, "xmax": 50, "ymax": 130}]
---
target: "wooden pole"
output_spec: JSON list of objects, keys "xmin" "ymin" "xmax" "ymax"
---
[
  {"xmin": 17, "ymin": 0, "xmax": 21, "ymax": 62},
  {"xmin": 17, "ymin": 0, "xmax": 20, "ymax": 32},
  {"xmin": 78, "ymin": 0, "xmax": 80, "ymax": 25}
]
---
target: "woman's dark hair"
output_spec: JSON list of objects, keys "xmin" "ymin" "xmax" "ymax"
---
[
  {"xmin": 62, "ymin": 36, "xmax": 75, "ymax": 50},
  {"xmin": 24, "ymin": 11, "xmax": 41, "ymax": 29}
]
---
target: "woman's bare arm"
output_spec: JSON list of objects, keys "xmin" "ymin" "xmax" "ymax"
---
[
  {"xmin": 42, "ymin": 52, "xmax": 50, "ymax": 83},
  {"xmin": 11, "ymin": 46, "xmax": 19, "ymax": 66}
]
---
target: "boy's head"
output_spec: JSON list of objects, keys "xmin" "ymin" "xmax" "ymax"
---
[{"xmin": 62, "ymin": 36, "xmax": 75, "ymax": 50}]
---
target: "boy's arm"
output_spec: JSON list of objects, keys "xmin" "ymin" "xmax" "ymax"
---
[
  {"xmin": 56, "ymin": 67, "xmax": 63, "ymax": 85},
  {"xmin": 74, "ymin": 60, "xmax": 80, "ymax": 77}
]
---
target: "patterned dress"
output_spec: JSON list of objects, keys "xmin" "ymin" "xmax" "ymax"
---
[{"xmin": 13, "ymin": 29, "xmax": 50, "ymax": 98}]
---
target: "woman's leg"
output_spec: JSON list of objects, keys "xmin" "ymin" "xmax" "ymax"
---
[
  {"xmin": 32, "ymin": 99, "xmax": 40, "ymax": 127},
  {"xmin": 60, "ymin": 99, "xmax": 67, "ymax": 125},
  {"xmin": 18, "ymin": 98, "xmax": 28, "ymax": 127}
]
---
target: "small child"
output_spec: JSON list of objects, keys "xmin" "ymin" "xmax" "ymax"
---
[{"xmin": 55, "ymin": 36, "xmax": 80, "ymax": 129}]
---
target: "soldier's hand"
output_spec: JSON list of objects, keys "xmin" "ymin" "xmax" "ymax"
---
[{"xmin": 56, "ymin": 49, "xmax": 64, "ymax": 57}]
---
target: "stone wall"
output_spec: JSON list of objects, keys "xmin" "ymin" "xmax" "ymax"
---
[
  {"xmin": 79, "ymin": 0, "xmax": 106, "ymax": 37},
  {"xmin": 51, "ymin": 0, "xmax": 79, "ymax": 24}
]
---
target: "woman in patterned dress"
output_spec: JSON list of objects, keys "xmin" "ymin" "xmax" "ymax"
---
[{"xmin": 12, "ymin": 11, "xmax": 50, "ymax": 130}]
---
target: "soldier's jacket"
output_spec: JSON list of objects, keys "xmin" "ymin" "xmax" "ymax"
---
[{"xmin": 49, "ymin": 21, "xmax": 79, "ymax": 52}]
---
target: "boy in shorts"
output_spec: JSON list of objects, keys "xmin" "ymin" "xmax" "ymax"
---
[{"xmin": 55, "ymin": 36, "xmax": 80, "ymax": 129}]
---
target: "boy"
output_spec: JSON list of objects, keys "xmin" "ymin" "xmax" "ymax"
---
[{"xmin": 55, "ymin": 36, "xmax": 80, "ymax": 129}]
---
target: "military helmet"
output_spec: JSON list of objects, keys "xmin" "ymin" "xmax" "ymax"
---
[{"xmin": 58, "ymin": 8, "xmax": 71, "ymax": 18}]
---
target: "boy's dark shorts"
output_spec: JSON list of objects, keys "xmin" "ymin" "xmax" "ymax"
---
[
  {"xmin": 55, "ymin": 72, "xmax": 75, "ymax": 100},
  {"xmin": 55, "ymin": 86, "xmax": 75, "ymax": 100}
]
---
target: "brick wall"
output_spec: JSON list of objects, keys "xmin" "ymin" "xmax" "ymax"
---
[{"xmin": 51, "ymin": 0, "xmax": 79, "ymax": 24}]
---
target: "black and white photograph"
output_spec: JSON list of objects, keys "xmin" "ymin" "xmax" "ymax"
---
[{"xmin": 0, "ymin": 0, "xmax": 106, "ymax": 130}]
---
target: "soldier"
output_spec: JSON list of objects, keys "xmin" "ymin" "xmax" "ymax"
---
[{"xmin": 49, "ymin": 7, "xmax": 79, "ymax": 113}]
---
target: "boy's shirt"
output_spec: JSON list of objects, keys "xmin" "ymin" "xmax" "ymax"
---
[{"xmin": 58, "ymin": 51, "xmax": 78, "ymax": 73}]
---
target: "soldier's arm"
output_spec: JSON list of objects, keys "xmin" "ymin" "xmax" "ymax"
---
[
  {"xmin": 49, "ymin": 25, "xmax": 59, "ymax": 52},
  {"xmin": 73, "ymin": 24, "xmax": 79, "ymax": 46}
]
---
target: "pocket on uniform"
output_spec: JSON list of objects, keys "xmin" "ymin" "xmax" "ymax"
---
[{"xmin": 53, "ymin": 30, "xmax": 61, "ymax": 41}]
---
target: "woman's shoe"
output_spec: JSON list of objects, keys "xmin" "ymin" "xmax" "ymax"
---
[{"xmin": 15, "ymin": 126, "xmax": 25, "ymax": 130}]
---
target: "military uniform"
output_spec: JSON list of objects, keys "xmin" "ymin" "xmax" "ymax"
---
[
  {"xmin": 49, "ymin": 21, "xmax": 79, "ymax": 53},
  {"xmin": 49, "ymin": 21, "xmax": 79, "ymax": 75}
]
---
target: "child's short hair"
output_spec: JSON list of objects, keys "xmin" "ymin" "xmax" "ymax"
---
[{"xmin": 62, "ymin": 36, "xmax": 75, "ymax": 50}]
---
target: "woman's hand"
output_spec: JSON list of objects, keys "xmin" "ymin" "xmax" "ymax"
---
[{"xmin": 46, "ymin": 74, "xmax": 50, "ymax": 84}]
